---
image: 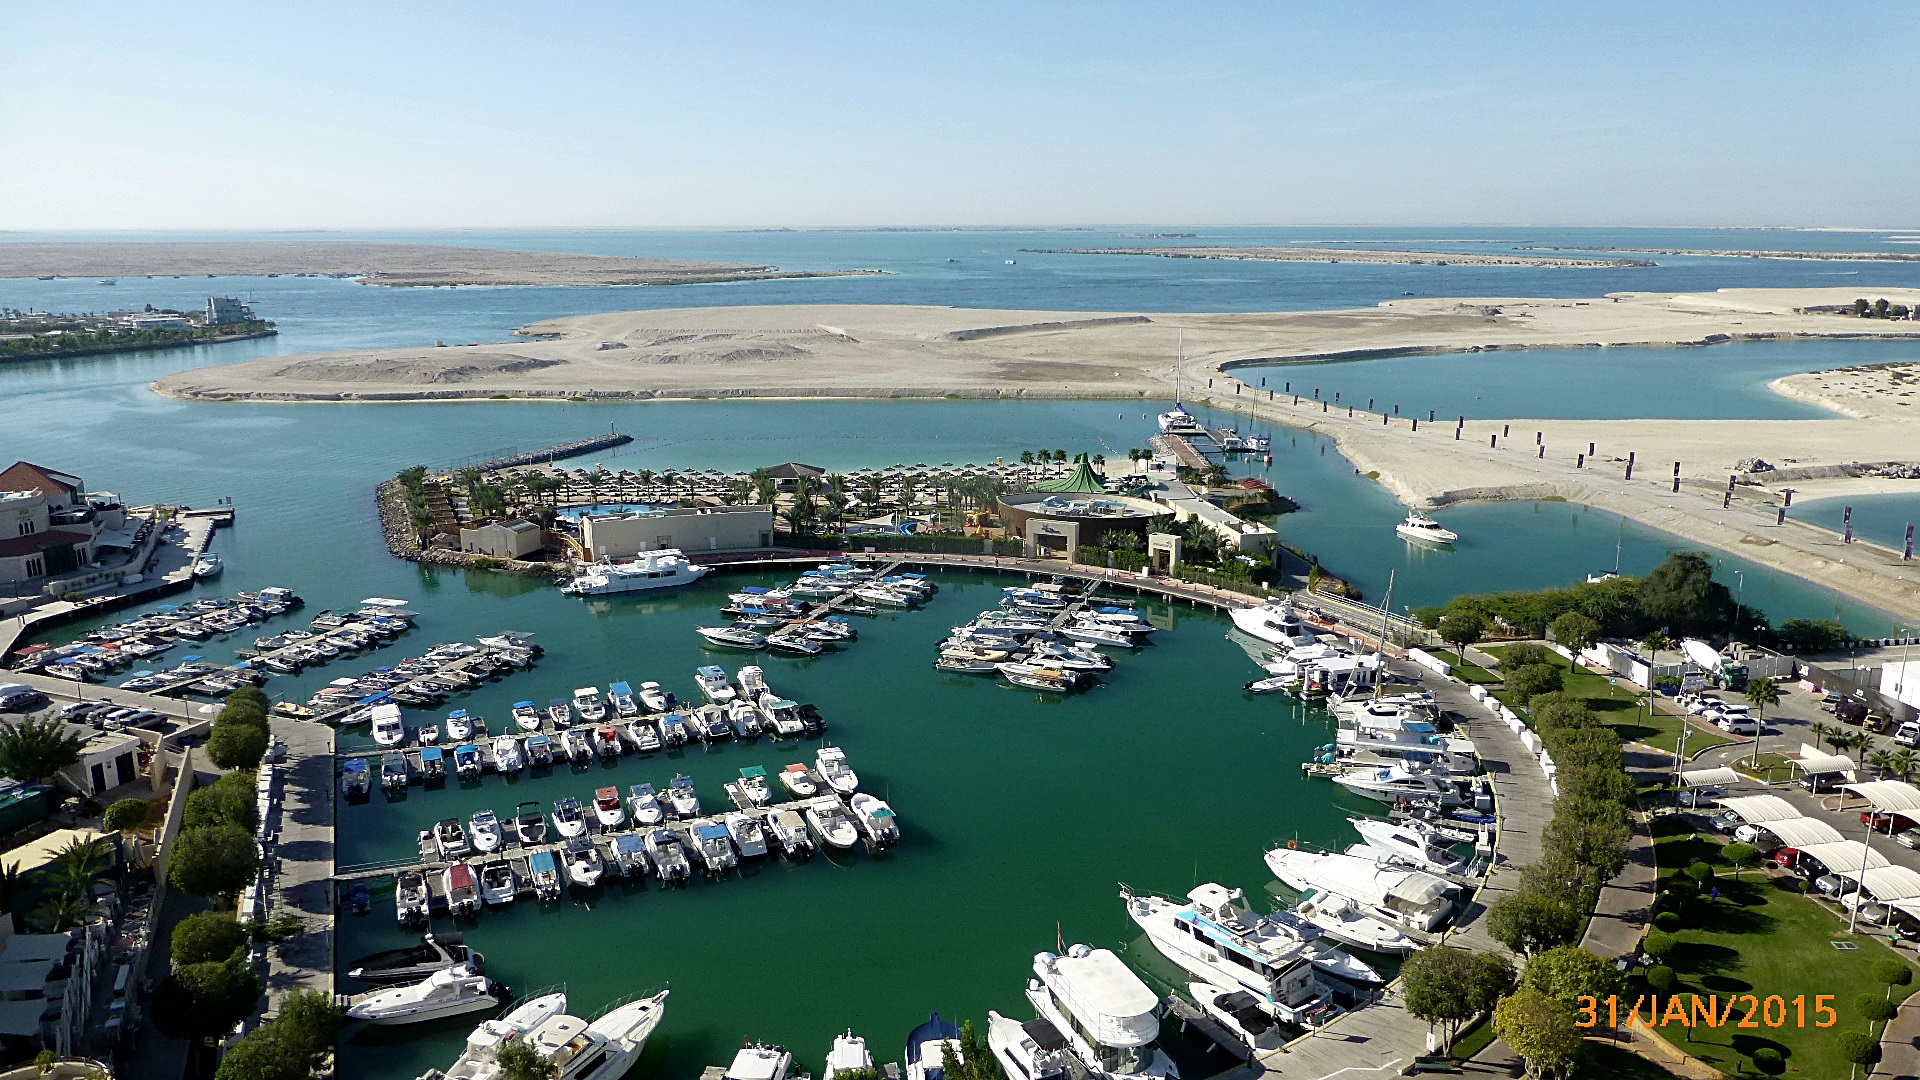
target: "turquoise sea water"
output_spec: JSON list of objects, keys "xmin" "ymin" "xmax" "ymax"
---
[{"xmin": 5, "ymin": 227, "xmax": 1916, "ymax": 1075}]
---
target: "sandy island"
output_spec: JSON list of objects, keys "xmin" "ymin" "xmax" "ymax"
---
[
  {"xmin": 152, "ymin": 286, "xmax": 1920, "ymax": 620},
  {"xmin": 1023, "ymin": 246, "xmax": 1651, "ymax": 268},
  {"xmin": 0, "ymin": 241, "xmax": 874, "ymax": 288}
]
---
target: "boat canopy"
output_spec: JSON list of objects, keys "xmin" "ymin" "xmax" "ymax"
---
[
  {"xmin": 456, "ymin": 744, "xmax": 480, "ymax": 756},
  {"xmin": 741, "ymin": 585, "xmax": 770, "ymax": 594},
  {"xmin": 1049, "ymin": 950, "xmax": 1161, "ymax": 1046},
  {"xmin": 528, "ymin": 850, "xmax": 558, "ymax": 874},
  {"xmin": 513, "ymin": 700, "xmax": 536, "ymax": 709},
  {"xmin": 341, "ymin": 759, "xmax": 368, "ymax": 773},
  {"xmin": 695, "ymin": 822, "xmax": 731, "ymax": 840},
  {"xmin": 613, "ymin": 834, "xmax": 646, "ymax": 854},
  {"xmin": 419, "ymin": 747, "xmax": 443, "ymax": 761},
  {"xmin": 740, "ymin": 765, "xmax": 768, "ymax": 779},
  {"xmin": 609, "ymin": 681, "xmax": 633, "ymax": 696},
  {"xmin": 447, "ymin": 863, "xmax": 474, "ymax": 888}
]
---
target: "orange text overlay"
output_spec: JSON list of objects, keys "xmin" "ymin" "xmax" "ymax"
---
[{"xmin": 1576, "ymin": 995, "xmax": 1837, "ymax": 1030}]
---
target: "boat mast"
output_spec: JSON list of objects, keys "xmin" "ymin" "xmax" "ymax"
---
[
  {"xmin": 1375, "ymin": 568, "xmax": 1396, "ymax": 700},
  {"xmin": 1175, "ymin": 329, "xmax": 1183, "ymax": 408}
]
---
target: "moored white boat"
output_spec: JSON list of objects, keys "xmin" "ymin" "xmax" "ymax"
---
[
  {"xmin": 850, "ymin": 793, "xmax": 899, "ymax": 849},
  {"xmin": 1123, "ymin": 884, "xmax": 1347, "ymax": 1029},
  {"xmin": 425, "ymin": 988, "xmax": 567, "ymax": 1079},
  {"xmin": 1265, "ymin": 847, "xmax": 1456, "ymax": 936},
  {"xmin": 627, "ymin": 784, "xmax": 664, "ymax": 825},
  {"xmin": 468, "ymin": 810, "xmax": 504, "ymax": 854},
  {"xmin": 780, "ymin": 763, "xmax": 819, "ymax": 797},
  {"xmin": 987, "ymin": 1010, "xmax": 1074, "ymax": 1080},
  {"xmin": 345, "ymin": 963, "xmax": 500, "ymax": 1025},
  {"xmin": 805, "ymin": 796, "xmax": 859, "ymax": 849},
  {"xmin": 491, "ymin": 734, "xmax": 524, "ymax": 774},
  {"xmin": 552, "ymin": 796, "xmax": 587, "ymax": 838},
  {"xmin": 593, "ymin": 786, "xmax": 626, "ymax": 830},
  {"xmin": 695, "ymin": 665, "xmax": 737, "ymax": 703},
  {"xmin": 560, "ymin": 547, "xmax": 709, "ymax": 594},
  {"xmin": 573, "ymin": 686, "xmax": 607, "ymax": 722},
  {"xmin": 511, "ymin": 701, "xmax": 543, "ymax": 733},
  {"xmin": 564, "ymin": 835, "xmax": 605, "ymax": 887},
  {"xmin": 816, "ymin": 746, "xmax": 858, "ymax": 794},
  {"xmin": 1027, "ymin": 945, "xmax": 1179, "ymax": 1080},
  {"xmin": 698, "ymin": 625, "xmax": 766, "ymax": 650},
  {"xmin": 826, "ymin": 1030, "xmax": 875, "ymax": 1080}
]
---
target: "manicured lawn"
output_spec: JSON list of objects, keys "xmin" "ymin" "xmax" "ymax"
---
[
  {"xmin": 1641, "ymin": 817, "xmax": 1915, "ymax": 1079},
  {"xmin": 1482, "ymin": 646, "xmax": 1733, "ymax": 754},
  {"xmin": 1732, "ymin": 752, "xmax": 1795, "ymax": 785},
  {"xmin": 1576, "ymin": 1042, "xmax": 1686, "ymax": 1078},
  {"xmin": 1449, "ymin": 1014, "xmax": 1495, "ymax": 1061},
  {"xmin": 1431, "ymin": 649, "xmax": 1498, "ymax": 684}
]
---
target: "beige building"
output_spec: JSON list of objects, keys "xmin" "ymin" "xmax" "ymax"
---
[
  {"xmin": 459, "ymin": 519, "xmax": 545, "ymax": 559},
  {"xmin": 579, "ymin": 505, "xmax": 775, "ymax": 560}
]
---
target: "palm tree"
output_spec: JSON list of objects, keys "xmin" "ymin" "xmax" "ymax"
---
[
  {"xmin": 1887, "ymin": 748, "xmax": 1919, "ymax": 782},
  {"xmin": 637, "ymin": 468, "xmax": 656, "ymax": 492},
  {"xmin": 1870, "ymin": 748, "xmax": 1897, "ymax": 779},
  {"xmin": 1640, "ymin": 630, "xmax": 1673, "ymax": 664},
  {"xmin": 0, "ymin": 717, "xmax": 88, "ymax": 785},
  {"xmin": 1810, "ymin": 720, "xmax": 1836, "ymax": 753},
  {"xmin": 1743, "ymin": 677, "xmax": 1780, "ymax": 724},
  {"xmin": 53, "ymin": 837, "xmax": 113, "ymax": 896},
  {"xmin": 30, "ymin": 893, "xmax": 101, "ymax": 934}
]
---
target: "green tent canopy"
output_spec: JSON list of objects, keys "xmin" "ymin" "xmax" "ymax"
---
[{"xmin": 1027, "ymin": 462, "xmax": 1107, "ymax": 494}]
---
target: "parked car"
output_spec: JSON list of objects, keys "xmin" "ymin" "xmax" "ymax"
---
[
  {"xmin": 1799, "ymin": 774, "xmax": 1842, "ymax": 794},
  {"xmin": 1837, "ymin": 699, "xmax": 1870, "ymax": 726},
  {"xmin": 1898, "ymin": 722, "xmax": 1920, "ymax": 749},
  {"xmin": 0, "ymin": 686, "xmax": 48, "ymax": 714},
  {"xmin": 1894, "ymin": 830, "xmax": 1920, "ymax": 850},
  {"xmin": 1841, "ymin": 892, "xmax": 1893, "ymax": 925},
  {"xmin": 1772, "ymin": 846, "xmax": 1803, "ymax": 871},
  {"xmin": 1677, "ymin": 786, "xmax": 1727, "ymax": 808},
  {"xmin": 1684, "ymin": 694, "xmax": 1724, "ymax": 716},
  {"xmin": 1815, "ymin": 873, "xmax": 1858, "ymax": 897},
  {"xmin": 1718, "ymin": 716, "xmax": 1764, "ymax": 735},
  {"xmin": 1708, "ymin": 809, "xmax": 1745, "ymax": 834},
  {"xmin": 1863, "ymin": 811, "xmax": 1920, "ymax": 834},
  {"xmin": 1734, "ymin": 824, "xmax": 1783, "ymax": 853}
]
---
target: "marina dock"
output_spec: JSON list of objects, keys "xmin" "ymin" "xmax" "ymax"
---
[{"xmin": 311, "ymin": 633, "xmax": 541, "ymax": 724}]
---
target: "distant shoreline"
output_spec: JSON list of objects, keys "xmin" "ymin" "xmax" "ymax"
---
[
  {"xmin": 1022, "ymin": 245, "xmax": 1653, "ymax": 268},
  {"xmin": 0, "ymin": 240, "xmax": 877, "ymax": 288},
  {"xmin": 0, "ymin": 326, "xmax": 276, "ymax": 365}
]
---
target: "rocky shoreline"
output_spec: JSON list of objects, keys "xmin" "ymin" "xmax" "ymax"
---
[{"xmin": 373, "ymin": 478, "xmax": 566, "ymax": 578}]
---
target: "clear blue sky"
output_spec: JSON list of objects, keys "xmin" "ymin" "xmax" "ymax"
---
[{"xmin": 4, "ymin": 2, "xmax": 1916, "ymax": 230}]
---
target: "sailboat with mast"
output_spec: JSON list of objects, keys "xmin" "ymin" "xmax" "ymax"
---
[{"xmin": 1158, "ymin": 329, "xmax": 1209, "ymax": 437}]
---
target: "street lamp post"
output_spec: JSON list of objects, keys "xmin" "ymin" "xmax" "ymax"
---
[{"xmin": 1851, "ymin": 810, "xmax": 1879, "ymax": 935}]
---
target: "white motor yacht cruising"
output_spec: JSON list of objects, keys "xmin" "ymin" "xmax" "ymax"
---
[{"xmin": 1395, "ymin": 513, "xmax": 1458, "ymax": 546}]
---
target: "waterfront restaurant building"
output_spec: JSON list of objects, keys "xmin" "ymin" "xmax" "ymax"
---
[
  {"xmin": 459, "ymin": 519, "xmax": 545, "ymax": 560},
  {"xmin": 579, "ymin": 505, "xmax": 775, "ymax": 561}
]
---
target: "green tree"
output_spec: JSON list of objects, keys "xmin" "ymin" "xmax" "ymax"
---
[
  {"xmin": 1487, "ymin": 886, "xmax": 1582, "ymax": 956},
  {"xmin": 172, "ymin": 911, "xmax": 248, "ymax": 966},
  {"xmin": 1834, "ymin": 1030, "xmax": 1880, "ymax": 1075},
  {"xmin": 167, "ymin": 825, "xmax": 260, "ymax": 899},
  {"xmin": 151, "ymin": 954, "xmax": 260, "ymax": 1039},
  {"xmin": 496, "ymin": 1036, "xmax": 555, "ymax": 1080},
  {"xmin": 1520, "ymin": 945, "xmax": 1622, "ymax": 1006},
  {"xmin": 1751, "ymin": 1047, "xmax": 1785, "ymax": 1076},
  {"xmin": 1646, "ymin": 964, "xmax": 1675, "ymax": 991},
  {"xmin": 185, "ymin": 771, "xmax": 260, "ymax": 832},
  {"xmin": 1493, "ymin": 988, "xmax": 1583, "ymax": 1080},
  {"xmin": 1639, "ymin": 630, "xmax": 1673, "ymax": 662},
  {"xmin": 1873, "ymin": 957, "xmax": 1914, "ymax": 999},
  {"xmin": 0, "ymin": 715, "xmax": 89, "ymax": 783},
  {"xmin": 937, "ymin": 1018, "xmax": 1003, "ymax": 1080},
  {"xmin": 1503, "ymin": 641, "xmax": 1550, "ymax": 668},
  {"xmin": 1722, "ymin": 842, "xmax": 1759, "ymax": 881},
  {"xmin": 216, "ymin": 700, "xmax": 268, "ymax": 729},
  {"xmin": 208, "ymin": 723, "xmax": 268, "ymax": 770},
  {"xmin": 1541, "ymin": 813, "xmax": 1629, "ymax": 883},
  {"xmin": 1777, "ymin": 618, "xmax": 1849, "ymax": 652},
  {"xmin": 1641, "ymin": 932, "xmax": 1676, "ymax": 962},
  {"xmin": 215, "ymin": 990, "xmax": 343, "ymax": 1080},
  {"xmin": 104, "ymin": 797, "xmax": 150, "ymax": 834},
  {"xmin": 1548, "ymin": 611, "xmax": 1600, "ymax": 653},
  {"xmin": 30, "ymin": 891, "xmax": 102, "ymax": 932},
  {"xmin": 1401, "ymin": 946, "xmax": 1515, "ymax": 1054},
  {"xmin": 1636, "ymin": 552, "xmax": 1731, "ymax": 634},
  {"xmin": 1858, "ymin": 993, "xmax": 1897, "ymax": 1035},
  {"xmin": 1018, "ymin": 450, "xmax": 1034, "ymax": 465},
  {"xmin": 1506, "ymin": 663, "xmax": 1565, "ymax": 702},
  {"xmin": 226, "ymin": 686, "xmax": 270, "ymax": 711},
  {"xmin": 1439, "ymin": 611, "xmax": 1487, "ymax": 654}
]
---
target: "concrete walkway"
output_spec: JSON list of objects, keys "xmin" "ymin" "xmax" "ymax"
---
[
  {"xmin": 259, "ymin": 716, "xmax": 335, "ymax": 1010},
  {"xmin": 1881, "ymin": 996, "xmax": 1920, "ymax": 1080}
]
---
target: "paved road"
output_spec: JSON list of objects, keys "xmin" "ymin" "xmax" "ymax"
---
[{"xmin": 260, "ymin": 715, "xmax": 335, "ymax": 1009}]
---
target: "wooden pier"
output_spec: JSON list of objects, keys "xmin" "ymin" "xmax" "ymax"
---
[{"xmin": 313, "ymin": 636, "xmax": 540, "ymax": 725}]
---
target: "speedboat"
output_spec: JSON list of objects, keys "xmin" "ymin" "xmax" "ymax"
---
[
  {"xmin": 479, "ymin": 861, "xmax": 518, "ymax": 907},
  {"xmin": 738, "ymin": 765, "xmax": 773, "ymax": 806},
  {"xmin": 646, "ymin": 828, "xmax": 690, "ymax": 883},
  {"xmin": 491, "ymin": 734, "xmax": 524, "ymax": 773},
  {"xmin": 624, "ymin": 718, "xmax": 662, "ymax": 752},
  {"xmin": 573, "ymin": 686, "xmax": 608, "ymax": 722},
  {"xmin": 727, "ymin": 699, "xmax": 763, "ymax": 737},
  {"xmin": 826, "ymin": 1030, "xmax": 875, "ymax": 1080},
  {"xmin": 432, "ymin": 818, "xmax": 471, "ymax": 860},
  {"xmin": 695, "ymin": 665, "xmax": 738, "ymax": 703},
  {"xmin": 562, "ymin": 728, "xmax": 593, "ymax": 765},
  {"xmin": 441, "ymin": 862, "xmax": 480, "ymax": 917},
  {"xmin": 698, "ymin": 625, "xmax": 766, "ymax": 650},
  {"xmin": 547, "ymin": 698, "xmax": 574, "ymax": 729},
  {"xmin": 347, "ymin": 933, "xmax": 482, "ymax": 986},
  {"xmin": 737, "ymin": 665, "xmax": 770, "ymax": 701},
  {"xmin": 849, "ymin": 793, "xmax": 899, "ymax": 849},
  {"xmin": 1291, "ymin": 888, "xmax": 1419, "ymax": 955},
  {"xmin": 1265, "ymin": 847, "xmax": 1456, "ymax": 936},
  {"xmin": 372, "ymin": 704, "xmax": 407, "ymax": 748},
  {"xmin": 987, "ymin": 1011, "xmax": 1074, "ymax": 1080},
  {"xmin": 1395, "ymin": 512, "xmax": 1458, "ymax": 545},
  {"xmin": 608, "ymin": 681, "xmax": 639, "ymax": 717},
  {"xmin": 512, "ymin": 801, "xmax": 548, "ymax": 846},
  {"xmin": 905, "ymin": 1013, "xmax": 962, "ymax": 1080},
  {"xmin": 692, "ymin": 821, "xmax": 737, "ymax": 874},
  {"xmin": 659, "ymin": 712, "xmax": 690, "ymax": 746},
  {"xmin": 564, "ymin": 835, "xmax": 606, "ymax": 887},
  {"xmin": 593, "ymin": 786, "xmax": 626, "ymax": 830},
  {"xmin": 1189, "ymin": 982, "xmax": 1288, "ymax": 1052},
  {"xmin": 779, "ymin": 763, "xmax": 819, "ymax": 797},
  {"xmin": 595, "ymin": 723, "xmax": 622, "ymax": 759},
  {"xmin": 552, "ymin": 796, "xmax": 588, "ymax": 839},
  {"xmin": 512, "ymin": 701, "xmax": 543, "ymax": 732},
  {"xmin": 757, "ymin": 697, "xmax": 806, "ymax": 737},
  {"xmin": 1124, "ymin": 884, "xmax": 1348, "ymax": 1029},
  {"xmin": 727, "ymin": 1045, "xmax": 794, "ymax": 1080},
  {"xmin": 1229, "ymin": 598, "xmax": 1319, "ymax": 649},
  {"xmin": 666, "ymin": 774, "xmax": 700, "ymax": 818},
  {"xmin": 1060, "ymin": 624, "xmax": 1136, "ymax": 648},
  {"xmin": 446, "ymin": 709, "xmax": 475, "ymax": 742},
  {"xmin": 1028, "ymin": 945, "xmax": 1179, "ymax": 1080},
  {"xmin": 611, "ymin": 833, "xmax": 651, "ymax": 878},
  {"xmin": 998, "ymin": 662, "xmax": 1081, "ymax": 692},
  {"xmin": 628, "ymin": 784, "xmax": 665, "ymax": 826},
  {"xmin": 1027, "ymin": 641, "xmax": 1113, "ymax": 672},
  {"xmin": 690, "ymin": 704, "xmax": 733, "ymax": 742},
  {"xmin": 527, "ymin": 849, "xmax": 563, "ymax": 901},
  {"xmin": 454, "ymin": 743, "xmax": 483, "ymax": 780},
  {"xmin": 526, "ymin": 734, "xmax": 555, "ymax": 767},
  {"xmin": 638, "ymin": 680, "xmax": 670, "ymax": 712},
  {"xmin": 723, "ymin": 811, "xmax": 769, "ymax": 858},
  {"xmin": 766, "ymin": 632, "xmax": 823, "ymax": 656},
  {"xmin": 816, "ymin": 746, "xmax": 858, "ymax": 794},
  {"xmin": 395, "ymin": 869, "xmax": 430, "ymax": 926},
  {"xmin": 766, "ymin": 808, "xmax": 814, "ymax": 859},
  {"xmin": 428, "ymin": 989, "xmax": 567, "ymax": 1079},
  {"xmin": 344, "ymin": 963, "xmax": 500, "ymax": 1025},
  {"xmin": 805, "ymin": 796, "xmax": 859, "ymax": 849},
  {"xmin": 469, "ymin": 809, "xmax": 504, "ymax": 854},
  {"xmin": 191, "ymin": 553, "xmax": 223, "ymax": 579},
  {"xmin": 419, "ymin": 746, "xmax": 447, "ymax": 783}
]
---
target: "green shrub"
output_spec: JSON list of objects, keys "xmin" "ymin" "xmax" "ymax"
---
[
  {"xmin": 103, "ymin": 798, "xmax": 150, "ymax": 833},
  {"xmin": 1506, "ymin": 663, "xmax": 1565, "ymax": 701},
  {"xmin": 1751, "ymin": 1047, "xmax": 1784, "ymax": 1076},
  {"xmin": 1646, "ymin": 965, "xmax": 1675, "ymax": 991},
  {"xmin": 1652, "ymin": 910, "xmax": 1680, "ymax": 931},
  {"xmin": 1642, "ymin": 932, "xmax": 1675, "ymax": 961},
  {"xmin": 172, "ymin": 911, "xmax": 247, "ymax": 966},
  {"xmin": 1502, "ymin": 642, "xmax": 1549, "ymax": 668},
  {"xmin": 207, "ymin": 723, "xmax": 267, "ymax": 770}
]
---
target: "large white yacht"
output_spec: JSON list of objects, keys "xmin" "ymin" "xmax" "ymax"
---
[
  {"xmin": 1394, "ymin": 513, "xmax": 1458, "ymax": 546},
  {"xmin": 986, "ymin": 1011, "xmax": 1074, "ymax": 1080},
  {"xmin": 345, "ymin": 963, "xmax": 502, "ymax": 1025},
  {"xmin": 1229, "ymin": 599, "xmax": 1320, "ymax": 649},
  {"xmin": 1124, "ymin": 884, "xmax": 1351, "ymax": 1029},
  {"xmin": 561, "ymin": 549, "xmax": 710, "ymax": 596},
  {"xmin": 1265, "ymin": 848, "xmax": 1457, "ymax": 934},
  {"xmin": 1157, "ymin": 403, "xmax": 1209, "ymax": 437},
  {"xmin": 454, "ymin": 991, "xmax": 670, "ymax": 1080},
  {"xmin": 1333, "ymin": 704, "xmax": 1478, "ymax": 775},
  {"xmin": 1027, "ymin": 945, "xmax": 1179, "ymax": 1080},
  {"xmin": 1329, "ymin": 763, "xmax": 1466, "ymax": 806},
  {"xmin": 1347, "ymin": 816, "xmax": 1467, "ymax": 875}
]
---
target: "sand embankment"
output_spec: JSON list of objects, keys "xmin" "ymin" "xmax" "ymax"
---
[
  {"xmin": 1023, "ymin": 246, "xmax": 1650, "ymax": 268},
  {"xmin": 147, "ymin": 286, "xmax": 1920, "ymax": 619},
  {"xmin": 0, "ymin": 241, "xmax": 873, "ymax": 288}
]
